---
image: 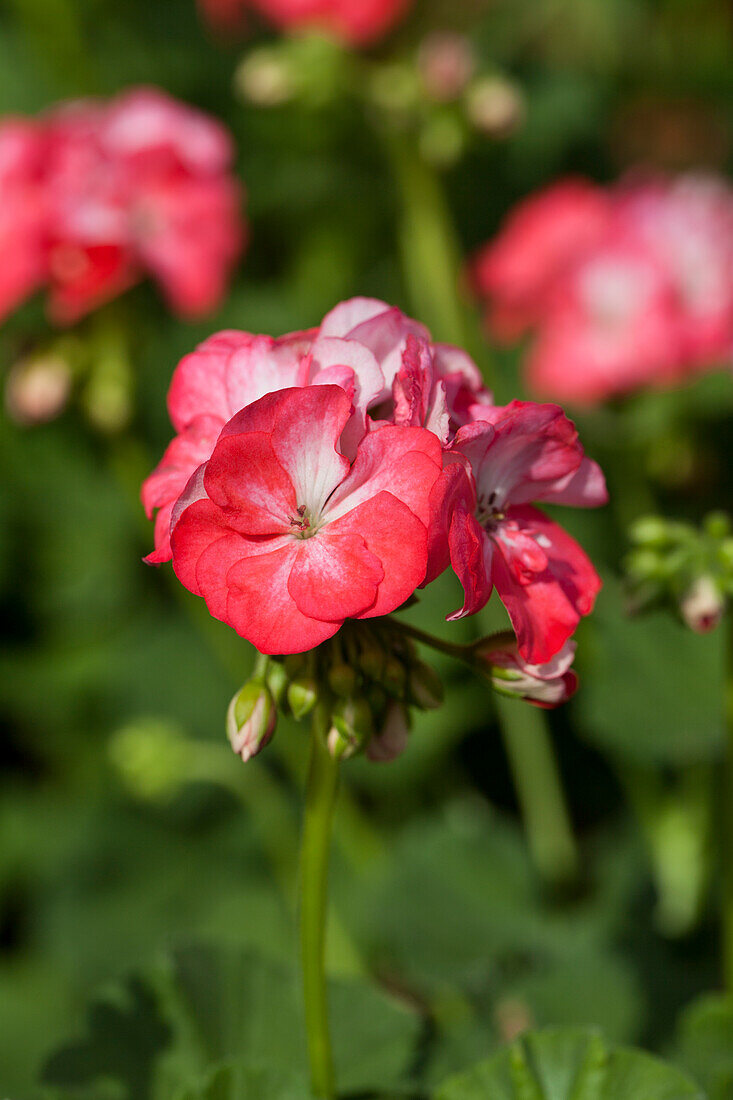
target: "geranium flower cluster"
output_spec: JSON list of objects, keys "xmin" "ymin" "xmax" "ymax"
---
[
  {"xmin": 474, "ymin": 174, "xmax": 733, "ymax": 404},
  {"xmin": 0, "ymin": 88, "xmax": 244, "ymax": 326},
  {"xmin": 200, "ymin": 0, "xmax": 411, "ymax": 45},
  {"xmin": 144, "ymin": 298, "xmax": 606, "ymax": 733}
]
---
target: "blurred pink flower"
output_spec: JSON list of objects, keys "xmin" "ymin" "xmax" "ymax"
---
[
  {"xmin": 0, "ymin": 88, "xmax": 244, "ymax": 325},
  {"xmin": 0, "ymin": 119, "xmax": 49, "ymax": 322},
  {"xmin": 474, "ymin": 172, "xmax": 733, "ymax": 404},
  {"xmin": 199, "ymin": 0, "xmax": 411, "ymax": 44}
]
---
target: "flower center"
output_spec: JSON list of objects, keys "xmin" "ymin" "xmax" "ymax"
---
[
  {"xmin": 289, "ymin": 504, "xmax": 320, "ymax": 539},
  {"xmin": 475, "ymin": 491, "xmax": 505, "ymax": 528}
]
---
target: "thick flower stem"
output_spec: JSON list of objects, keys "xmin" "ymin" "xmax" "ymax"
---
[
  {"xmin": 724, "ymin": 612, "xmax": 733, "ymax": 991},
  {"xmin": 494, "ymin": 695, "xmax": 579, "ymax": 887},
  {"xmin": 300, "ymin": 709, "xmax": 339, "ymax": 1099}
]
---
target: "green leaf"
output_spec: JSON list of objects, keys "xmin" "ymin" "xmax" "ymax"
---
[
  {"xmin": 41, "ymin": 944, "xmax": 422, "ymax": 1099},
  {"xmin": 42, "ymin": 977, "xmax": 172, "ymax": 1099},
  {"xmin": 434, "ymin": 1027, "xmax": 705, "ymax": 1100},
  {"xmin": 175, "ymin": 1062, "xmax": 310, "ymax": 1100},
  {"xmin": 675, "ymin": 993, "xmax": 733, "ymax": 1100},
  {"xmin": 573, "ymin": 577, "xmax": 724, "ymax": 765}
]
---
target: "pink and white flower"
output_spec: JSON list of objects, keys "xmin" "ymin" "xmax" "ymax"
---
[
  {"xmin": 426, "ymin": 401, "xmax": 606, "ymax": 664},
  {"xmin": 168, "ymin": 385, "xmax": 443, "ymax": 654},
  {"xmin": 142, "ymin": 298, "xmax": 489, "ymax": 563}
]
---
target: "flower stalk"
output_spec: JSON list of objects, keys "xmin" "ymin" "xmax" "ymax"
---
[
  {"xmin": 300, "ymin": 702, "xmax": 340, "ymax": 1099},
  {"xmin": 724, "ymin": 610, "xmax": 733, "ymax": 991}
]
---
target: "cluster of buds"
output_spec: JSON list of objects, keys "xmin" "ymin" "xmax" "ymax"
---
[
  {"xmin": 235, "ymin": 30, "xmax": 524, "ymax": 168},
  {"xmin": 226, "ymin": 621, "xmax": 444, "ymax": 766},
  {"xmin": 625, "ymin": 512, "xmax": 733, "ymax": 633},
  {"xmin": 226, "ymin": 621, "xmax": 582, "ymax": 769}
]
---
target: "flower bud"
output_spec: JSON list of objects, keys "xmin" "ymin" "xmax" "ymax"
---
[
  {"xmin": 235, "ymin": 48, "xmax": 295, "ymax": 107},
  {"xmin": 418, "ymin": 33, "xmax": 475, "ymax": 103},
  {"xmin": 328, "ymin": 660, "xmax": 358, "ymax": 698},
  {"xmin": 367, "ymin": 703, "xmax": 410, "ymax": 763},
  {"xmin": 287, "ymin": 676, "xmax": 318, "ymax": 720},
  {"xmin": 5, "ymin": 353, "xmax": 72, "ymax": 425},
  {"xmin": 419, "ymin": 111, "xmax": 466, "ymax": 169},
  {"xmin": 109, "ymin": 718, "xmax": 190, "ymax": 802},
  {"xmin": 265, "ymin": 659, "xmax": 289, "ymax": 707},
  {"xmin": 704, "ymin": 511, "xmax": 731, "ymax": 540},
  {"xmin": 383, "ymin": 654, "xmax": 407, "ymax": 698},
  {"xmin": 477, "ymin": 639, "xmax": 578, "ymax": 709},
  {"xmin": 679, "ymin": 575, "xmax": 724, "ymax": 634},
  {"xmin": 226, "ymin": 681, "xmax": 276, "ymax": 762},
  {"xmin": 629, "ymin": 515, "xmax": 674, "ymax": 548},
  {"xmin": 408, "ymin": 660, "xmax": 444, "ymax": 710},
  {"xmin": 330, "ymin": 697, "xmax": 373, "ymax": 761},
  {"xmin": 466, "ymin": 76, "xmax": 524, "ymax": 138}
]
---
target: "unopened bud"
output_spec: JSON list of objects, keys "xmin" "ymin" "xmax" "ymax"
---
[
  {"xmin": 265, "ymin": 659, "xmax": 289, "ymax": 707},
  {"xmin": 718, "ymin": 538, "xmax": 733, "ymax": 572},
  {"xmin": 477, "ymin": 638, "xmax": 578, "ymax": 709},
  {"xmin": 226, "ymin": 681, "xmax": 276, "ymax": 762},
  {"xmin": 332, "ymin": 696, "xmax": 373, "ymax": 744},
  {"xmin": 359, "ymin": 638, "xmax": 385, "ymax": 683},
  {"xmin": 369, "ymin": 62, "xmax": 421, "ymax": 115},
  {"xmin": 383, "ymin": 655, "xmax": 407, "ymax": 698},
  {"xmin": 466, "ymin": 76, "xmax": 524, "ymax": 138},
  {"xmin": 408, "ymin": 660, "xmax": 444, "ymax": 710},
  {"xmin": 418, "ymin": 33, "xmax": 475, "ymax": 102},
  {"xmin": 235, "ymin": 48, "xmax": 295, "ymax": 107},
  {"xmin": 629, "ymin": 515, "xmax": 674, "ymax": 548},
  {"xmin": 328, "ymin": 660, "xmax": 358, "ymax": 698},
  {"xmin": 288, "ymin": 676, "xmax": 318, "ymax": 720},
  {"xmin": 679, "ymin": 575, "xmax": 724, "ymax": 634},
  {"xmin": 5, "ymin": 353, "xmax": 72, "ymax": 425},
  {"xmin": 328, "ymin": 697, "xmax": 373, "ymax": 761},
  {"xmin": 367, "ymin": 704, "xmax": 410, "ymax": 763}
]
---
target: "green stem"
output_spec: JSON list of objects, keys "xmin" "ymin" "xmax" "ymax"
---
[
  {"xmin": 300, "ymin": 708, "xmax": 339, "ymax": 1099},
  {"xmin": 724, "ymin": 612, "xmax": 733, "ymax": 990},
  {"xmin": 383, "ymin": 131, "xmax": 491, "ymax": 382},
  {"xmin": 396, "ymin": 618, "xmax": 578, "ymax": 885},
  {"xmin": 495, "ymin": 695, "xmax": 579, "ymax": 886},
  {"xmin": 393, "ymin": 619, "xmax": 476, "ymax": 663}
]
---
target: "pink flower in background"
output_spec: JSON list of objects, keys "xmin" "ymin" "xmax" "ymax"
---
[
  {"xmin": 473, "ymin": 178, "xmax": 612, "ymax": 340},
  {"xmin": 200, "ymin": 0, "xmax": 411, "ymax": 44},
  {"xmin": 527, "ymin": 236, "xmax": 683, "ymax": 403},
  {"xmin": 142, "ymin": 297, "xmax": 490, "ymax": 564},
  {"xmin": 615, "ymin": 174, "xmax": 733, "ymax": 369},
  {"xmin": 0, "ymin": 119, "xmax": 48, "ymax": 322},
  {"xmin": 426, "ymin": 401, "xmax": 606, "ymax": 664},
  {"xmin": 44, "ymin": 88, "xmax": 244, "ymax": 322},
  {"xmin": 169, "ymin": 385, "xmax": 442, "ymax": 654},
  {"xmin": 474, "ymin": 172, "xmax": 733, "ymax": 404},
  {"xmin": 0, "ymin": 88, "xmax": 244, "ymax": 325}
]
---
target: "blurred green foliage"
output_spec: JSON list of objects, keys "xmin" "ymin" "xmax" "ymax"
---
[{"xmin": 1, "ymin": 0, "xmax": 733, "ymax": 1096}]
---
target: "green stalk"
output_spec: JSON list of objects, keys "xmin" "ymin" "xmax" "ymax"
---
[
  {"xmin": 300, "ymin": 707, "xmax": 339, "ymax": 1099},
  {"xmin": 383, "ymin": 131, "xmax": 490, "ymax": 381},
  {"xmin": 386, "ymin": 135, "xmax": 577, "ymax": 885},
  {"xmin": 724, "ymin": 612, "xmax": 733, "ymax": 990},
  {"xmin": 395, "ymin": 618, "xmax": 579, "ymax": 885},
  {"xmin": 494, "ymin": 695, "xmax": 578, "ymax": 886}
]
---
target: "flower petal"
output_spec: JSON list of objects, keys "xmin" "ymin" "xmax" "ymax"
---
[
  {"xmin": 226, "ymin": 543, "xmax": 342, "ymax": 654},
  {"xmin": 492, "ymin": 505, "xmax": 602, "ymax": 663},
  {"xmin": 446, "ymin": 507, "xmax": 494, "ymax": 620},
  {"xmin": 204, "ymin": 430, "xmax": 296, "ymax": 535},
  {"xmin": 288, "ymin": 528, "xmax": 384, "ymax": 622}
]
